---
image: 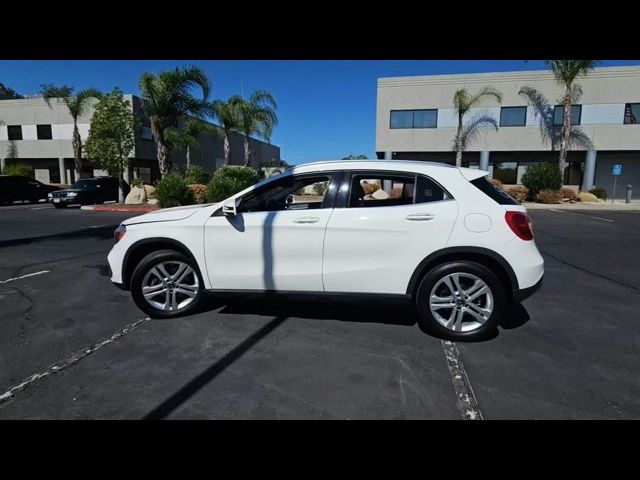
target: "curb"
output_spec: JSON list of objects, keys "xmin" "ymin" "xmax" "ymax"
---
[{"xmin": 80, "ymin": 205, "xmax": 159, "ymax": 213}]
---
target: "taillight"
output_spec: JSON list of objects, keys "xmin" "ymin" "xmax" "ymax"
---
[{"xmin": 505, "ymin": 211, "xmax": 534, "ymax": 241}]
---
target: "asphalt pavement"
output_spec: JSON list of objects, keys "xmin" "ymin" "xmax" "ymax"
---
[{"xmin": 0, "ymin": 203, "xmax": 638, "ymax": 419}]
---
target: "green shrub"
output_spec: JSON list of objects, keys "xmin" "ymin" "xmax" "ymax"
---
[
  {"xmin": 589, "ymin": 186, "xmax": 608, "ymax": 200},
  {"xmin": 206, "ymin": 166, "xmax": 260, "ymax": 203},
  {"xmin": 3, "ymin": 163, "xmax": 33, "ymax": 177},
  {"xmin": 521, "ymin": 163, "xmax": 562, "ymax": 200},
  {"xmin": 155, "ymin": 173, "xmax": 195, "ymax": 208},
  {"xmin": 184, "ymin": 165, "xmax": 210, "ymax": 185},
  {"xmin": 536, "ymin": 189, "xmax": 563, "ymax": 204}
]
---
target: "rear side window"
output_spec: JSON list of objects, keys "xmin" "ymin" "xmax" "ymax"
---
[
  {"xmin": 349, "ymin": 174, "xmax": 415, "ymax": 208},
  {"xmin": 470, "ymin": 176, "xmax": 519, "ymax": 205}
]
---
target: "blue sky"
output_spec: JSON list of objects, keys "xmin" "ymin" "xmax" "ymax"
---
[{"xmin": 2, "ymin": 60, "xmax": 639, "ymax": 163}]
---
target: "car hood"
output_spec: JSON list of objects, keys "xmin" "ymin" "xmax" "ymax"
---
[{"xmin": 122, "ymin": 203, "xmax": 217, "ymax": 225}]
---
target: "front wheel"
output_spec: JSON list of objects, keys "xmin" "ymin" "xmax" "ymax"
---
[
  {"xmin": 130, "ymin": 249, "xmax": 204, "ymax": 318},
  {"xmin": 415, "ymin": 261, "xmax": 506, "ymax": 341}
]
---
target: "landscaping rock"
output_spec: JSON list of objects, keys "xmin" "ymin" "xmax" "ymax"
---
[
  {"xmin": 578, "ymin": 192, "xmax": 601, "ymax": 203},
  {"xmin": 125, "ymin": 184, "xmax": 147, "ymax": 204},
  {"xmin": 144, "ymin": 184, "xmax": 156, "ymax": 199}
]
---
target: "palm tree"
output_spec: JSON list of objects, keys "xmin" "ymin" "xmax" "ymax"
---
[
  {"xmin": 138, "ymin": 66, "xmax": 210, "ymax": 178},
  {"xmin": 235, "ymin": 90, "xmax": 278, "ymax": 167},
  {"xmin": 519, "ymin": 85, "xmax": 594, "ymax": 153},
  {"xmin": 210, "ymin": 97, "xmax": 241, "ymax": 166},
  {"xmin": 452, "ymin": 86, "xmax": 502, "ymax": 167},
  {"xmin": 40, "ymin": 84, "xmax": 102, "ymax": 180},
  {"xmin": 166, "ymin": 118, "xmax": 217, "ymax": 169},
  {"xmin": 545, "ymin": 60, "xmax": 599, "ymax": 176}
]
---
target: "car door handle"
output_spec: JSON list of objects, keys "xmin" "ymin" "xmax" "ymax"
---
[
  {"xmin": 405, "ymin": 213, "xmax": 435, "ymax": 221},
  {"xmin": 293, "ymin": 217, "xmax": 320, "ymax": 224}
]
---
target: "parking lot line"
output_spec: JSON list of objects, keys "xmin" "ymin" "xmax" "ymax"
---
[
  {"xmin": 0, "ymin": 270, "xmax": 50, "ymax": 285},
  {"xmin": 549, "ymin": 209, "xmax": 614, "ymax": 223},
  {"xmin": 0, "ymin": 317, "xmax": 150, "ymax": 405},
  {"xmin": 441, "ymin": 340, "xmax": 483, "ymax": 420}
]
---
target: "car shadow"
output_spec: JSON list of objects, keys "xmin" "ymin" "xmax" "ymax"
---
[{"xmin": 208, "ymin": 295, "xmax": 419, "ymax": 327}]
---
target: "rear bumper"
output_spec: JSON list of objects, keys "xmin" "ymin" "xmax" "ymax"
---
[{"xmin": 514, "ymin": 274, "xmax": 543, "ymax": 302}]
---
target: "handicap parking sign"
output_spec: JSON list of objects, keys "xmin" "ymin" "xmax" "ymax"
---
[{"xmin": 613, "ymin": 164, "xmax": 622, "ymax": 176}]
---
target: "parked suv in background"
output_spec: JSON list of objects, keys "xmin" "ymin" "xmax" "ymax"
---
[
  {"xmin": 49, "ymin": 177, "xmax": 119, "ymax": 208},
  {"xmin": 0, "ymin": 175, "xmax": 61, "ymax": 204},
  {"xmin": 107, "ymin": 160, "xmax": 544, "ymax": 341}
]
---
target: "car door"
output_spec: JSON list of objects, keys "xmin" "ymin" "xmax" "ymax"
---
[
  {"xmin": 322, "ymin": 170, "xmax": 459, "ymax": 295},
  {"xmin": 204, "ymin": 172, "xmax": 340, "ymax": 292}
]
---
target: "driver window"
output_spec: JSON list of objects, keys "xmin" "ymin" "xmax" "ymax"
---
[{"xmin": 238, "ymin": 175, "xmax": 332, "ymax": 213}]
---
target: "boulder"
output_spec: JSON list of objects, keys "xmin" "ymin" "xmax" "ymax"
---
[
  {"xmin": 578, "ymin": 192, "xmax": 601, "ymax": 203},
  {"xmin": 125, "ymin": 184, "xmax": 147, "ymax": 204},
  {"xmin": 143, "ymin": 184, "xmax": 156, "ymax": 199}
]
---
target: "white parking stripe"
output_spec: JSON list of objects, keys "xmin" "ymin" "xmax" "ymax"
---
[
  {"xmin": 0, "ymin": 317, "xmax": 150, "ymax": 404},
  {"xmin": 441, "ymin": 340, "xmax": 483, "ymax": 420},
  {"xmin": 549, "ymin": 209, "xmax": 614, "ymax": 223},
  {"xmin": 0, "ymin": 270, "xmax": 50, "ymax": 284}
]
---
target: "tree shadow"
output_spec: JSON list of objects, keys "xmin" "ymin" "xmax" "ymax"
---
[{"xmin": 143, "ymin": 315, "xmax": 288, "ymax": 420}]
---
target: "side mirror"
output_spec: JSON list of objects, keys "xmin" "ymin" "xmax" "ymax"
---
[
  {"xmin": 222, "ymin": 199, "xmax": 237, "ymax": 216},
  {"xmin": 286, "ymin": 194, "xmax": 295, "ymax": 205}
]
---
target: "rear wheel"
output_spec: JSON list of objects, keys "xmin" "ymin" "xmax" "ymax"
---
[
  {"xmin": 415, "ymin": 261, "xmax": 505, "ymax": 341},
  {"xmin": 130, "ymin": 249, "xmax": 204, "ymax": 318}
]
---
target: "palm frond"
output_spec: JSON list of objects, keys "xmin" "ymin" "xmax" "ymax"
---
[
  {"xmin": 455, "ymin": 114, "xmax": 499, "ymax": 152},
  {"xmin": 568, "ymin": 126, "xmax": 594, "ymax": 150},
  {"xmin": 545, "ymin": 60, "xmax": 600, "ymax": 87},
  {"xmin": 519, "ymin": 85, "xmax": 554, "ymax": 145}
]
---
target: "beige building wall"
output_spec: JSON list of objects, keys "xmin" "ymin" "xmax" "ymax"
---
[{"xmin": 376, "ymin": 66, "xmax": 640, "ymax": 154}]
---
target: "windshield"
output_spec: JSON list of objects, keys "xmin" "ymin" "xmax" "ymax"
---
[{"xmin": 71, "ymin": 180, "xmax": 97, "ymax": 189}]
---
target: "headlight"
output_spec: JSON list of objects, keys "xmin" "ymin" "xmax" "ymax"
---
[
  {"xmin": 47, "ymin": 193, "xmax": 53, "ymax": 198},
  {"xmin": 68, "ymin": 192, "xmax": 78, "ymax": 197},
  {"xmin": 114, "ymin": 224, "xmax": 127, "ymax": 244}
]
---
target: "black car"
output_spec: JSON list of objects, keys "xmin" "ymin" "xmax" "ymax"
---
[
  {"xmin": 0, "ymin": 175, "xmax": 61, "ymax": 205},
  {"xmin": 50, "ymin": 177, "xmax": 119, "ymax": 208}
]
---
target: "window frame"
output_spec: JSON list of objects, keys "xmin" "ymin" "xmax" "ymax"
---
[
  {"xmin": 499, "ymin": 106, "xmax": 527, "ymax": 127},
  {"xmin": 336, "ymin": 170, "xmax": 453, "ymax": 209},
  {"xmin": 553, "ymin": 104, "xmax": 582, "ymax": 126},
  {"xmin": 390, "ymin": 109, "xmax": 438, "ymax": 129},
  {"xmin": 7, "ymin": 125, "xmax": 23, "ymax": 141},
  {"xmin": 214, "ymin": 171, "xmax": 343, "ymax": 216},
  {"xmin": 623, "ymin": 103, "xmax": 640, "ymax": 125}
]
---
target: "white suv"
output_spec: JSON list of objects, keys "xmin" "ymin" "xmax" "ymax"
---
[{"xmin": 107, "ymin": 160, "xmax": 544, "ymax": 340}]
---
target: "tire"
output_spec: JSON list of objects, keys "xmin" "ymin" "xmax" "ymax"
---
[
  {"xmin": 415, "ymin": 261, "xmax": 506, "ymax": 341},
  {"xmin": 130, "ymin": 249, "xmax": 204, "ymax": 318},
  {"xmin": 54, "ymin": 203, "xmax": 67, "ymax": 209}
]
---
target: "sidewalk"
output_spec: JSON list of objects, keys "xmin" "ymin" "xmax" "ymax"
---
[
  {"xmin": 81, "ymin": 203, "xmax": 160, "ymax": 213},
  {"xmin": 524, "ymin": 200, "xmax": 640, "ymax": 211}
]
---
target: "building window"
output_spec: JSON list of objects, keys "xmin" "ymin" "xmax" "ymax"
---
[
  {"xmin": 7, "ymin": 125, "xmax": 22, "ymax": 140},
  {"xmin": 623, "ymin": 103, "xmax": 640, "ymax": 124},
  {"xmin": 500, "ymin": 107, "xmax": 527, "ymax": 127},
  {"xmin": 37, "ymin": 124, "xmax": 53, "ymax": 140},
  {"xmin": 390, "ymin": 109, "xmax": 437, "ymax": 129},
  {"xmin": 553, "ymin": 105, "xmax": 582, "ymax": 126}
]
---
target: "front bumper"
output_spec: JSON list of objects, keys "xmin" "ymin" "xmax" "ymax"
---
[
  {"xmin": 514, "ymin": 274, "xmax": 543, "ymax": 302},
  {"xmin": 50, "ymin": 196, "xmax": 81, "ymax": 205}
]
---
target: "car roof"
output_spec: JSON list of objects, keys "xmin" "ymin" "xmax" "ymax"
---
[{"xmin": 284, "ymin": 159, "xmax": 487, "ymax": 180}]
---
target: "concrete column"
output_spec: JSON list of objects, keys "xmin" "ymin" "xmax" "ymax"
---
[
  {"xmin": 582, "ymin": 150, "xmax": 597, "ymax": 191},
  {"xmin": 384, "ymin": 151, "xmax": 392, "ymax": 160},
  {"xmin": 58, "ymin": 158, "xmax": 66, "ymax": 184},
  {"xmin": 480, "ymin": 151, "xmax": 490, "ymax": 172},
  {"xmin": 0, "ymin": 157, "xmax": 5, "ymax": 174}
]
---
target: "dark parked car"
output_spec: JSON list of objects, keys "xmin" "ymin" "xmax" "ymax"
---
[
  {"xmin": 50, "ymin": 177, "xmax": 119, "ymax": 208},
  {"xmin": 0, "ymin": 175, "xmax": 61, "ymax": 205}
]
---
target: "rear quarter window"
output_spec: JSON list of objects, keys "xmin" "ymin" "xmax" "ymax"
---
[{"xmin": 470, "ymin": 177, "xmax": 519, "ymax": 205}]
